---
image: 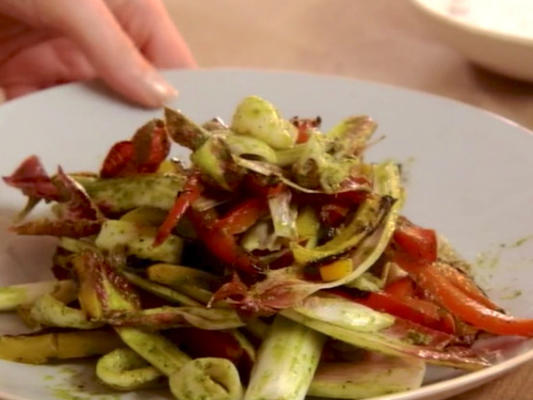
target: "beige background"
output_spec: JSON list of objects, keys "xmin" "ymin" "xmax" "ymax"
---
[
  {"xmin": 165, "ymin": 0, "xmax": 533, "ymax": 131},
  {"xmin": 164, "ymin": 1, "xmax": 533, "ymax": 399}
]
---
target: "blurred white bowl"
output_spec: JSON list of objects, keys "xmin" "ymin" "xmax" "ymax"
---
[{"xmin": 410, "ymin": 0, "xmax": 533, "ymax": 82}]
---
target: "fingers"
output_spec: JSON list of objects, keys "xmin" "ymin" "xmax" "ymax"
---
[
  {"xmin": 0, "ymin": 37, "xmax": 96, "ymax": 99},
  {"xmin": 109, "ymin": 0, "xmax": 196, "ymax": 68},
  {"xmin": 2, "ymin": 84, "xmax": 38, "ymax": 99},
  {"xmin": 0, "ymin": 0, "xmax": 191, "ymax": 107},
  {"xmin": 0, "ymin": 21, "xmax": 53, "ymax": 65},
  {"xmin": 33, "ymin": 0, "xmax": 178, "ymax": 107}
]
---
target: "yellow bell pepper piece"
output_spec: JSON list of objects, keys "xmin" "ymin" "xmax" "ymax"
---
[
  {"xmin": 319, "ymin": 259, "xmax": 353, "ymax": 282},
  {"xmin": 0, "ymin": 330, "xmax": 122, "ymax": 364},
  {"xmin": 156, "ymin": 160, "xmax": 180, "ymax": 174}
]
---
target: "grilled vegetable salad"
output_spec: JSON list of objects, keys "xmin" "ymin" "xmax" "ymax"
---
[{"xmin": 2, "ymin": 96, "xmax": 531, "ymax": 400}]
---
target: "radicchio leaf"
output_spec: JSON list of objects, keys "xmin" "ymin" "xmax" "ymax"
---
[
  {"xmin": 54, "ymin": 167, "xmax": 102, "ymax": 220},
  {"xmin": 106, "ymin": 306, "xmax": 244, "ymax": 331},
  {"xmin": 12, "ymin": 219, "xmax": 102, "ymax": 237},
  {"xmin": 4, "ymin": 157, "xmax": 103, "ymax": 231},
  {"xmin": 74, "ymin": 250, "xmax": 140, "ymax": 319},
  {"xmin": 3, "ymin": 155, "xmax": 59, "ymax": 200}
]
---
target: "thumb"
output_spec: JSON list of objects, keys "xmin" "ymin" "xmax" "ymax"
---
[{"xmin": 37, "ymin": 0, "xmax": 178, "ymax": 107}]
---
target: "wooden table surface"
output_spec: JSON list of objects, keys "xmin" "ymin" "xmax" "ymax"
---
[{"xmin": 165, "ymin": 1, "xmax": 533, "ymax": 400}]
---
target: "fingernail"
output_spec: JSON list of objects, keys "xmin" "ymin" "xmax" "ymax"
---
[{"xmin": 142, "ymin": 71, "xmax": 178, "ymax": 106}]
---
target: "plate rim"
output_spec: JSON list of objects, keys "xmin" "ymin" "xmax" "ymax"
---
[
  {"xmin": 410, "ymin": 0, "xmax": 533, "ymax": 46},
  {"xmin": 373, "ymin": 346, "xmax": 533, "ymax": 400},
  {"xmin": 1, "ymin": 67, "xmax": 532, "ymax": 138},
  {"xmin": 0, "ymin": 68, "xmax": 532, "ymax": 400}
]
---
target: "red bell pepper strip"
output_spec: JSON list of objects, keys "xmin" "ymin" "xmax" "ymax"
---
[
  {"xmin": 394, "ymin": 253, "xmax": 533, "ymax": 336},
  {"xmin": 385, "ymin": 277, "xmax": 457, "ymax": 334},
  {"xmin": 214, "ymin": 198, "xmax": 266, "ymax": 235},
  {"xmin": 265, "ymin": 182, "xmax": 285, "ymax": 198},
  {"xmin": 328, "ymin": 274, "xmax": 457, "ymax": 334},
  {"xmin": 132, "ymin": 121, "xmax": 170, "ymax": 173},
  {"xmin": 435, "ymin": 262, "xmax": 500, "ymax": 311},
  {"xmin": 334, "ymin": 190, "xmax": 368, "ymax": 204},
  {"xmin": 384, "ymin": 276, "xmax": 415, "ymax": 298},
  {"xmin": 243, "ymin": 174, "xmax": 285, "ymax": 198},
  {"xmin": 384, "ymin": 278, "xmax": 437, "ymax": 317},
  {"xmin": 393, "ymin": 218, "xmax": 501, "ymax": 311},
  {"xmin": 296, "ymin": 127, "xmax": 310, "ymax": 144},
  {"xmin": 100, "ymin": 120, "xmax": 170, "ymax": 178},
  {"xmin": 154, "ymin": 174, "xmax": 202, "ymax": 246},
  {"xmin": 440, "ymin": 311, "xmax": 457, "ymax": 336},
  {"xmin": 359, "ymin": 292, "xmax": 450, "ymax": 332},
  {"xmin": 320, "ymin": 203, "xmax": 350, "ymax": 227},
  {"xmin": 100, "ymin": 141, "xmax": 136, "ymax": 178},
  {"xmin": 189, "ymin": 210, "xmax": 263, "ymax": 277},
  {"xmin": 393, "ymin": 217, "xmax": 437, "ymax": 263},
  {"xmin": 291, "ymin": 116, "xmax": 321, "ymax": 144},
  {"xmin": 330, "ymin": 282, "xmax": 454, "ymax": 334},
  {"xmin": 293, "ymin": 190, "xmax": 368, "ymax": 210}
]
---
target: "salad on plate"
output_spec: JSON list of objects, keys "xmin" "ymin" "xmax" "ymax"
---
[{"xmin": 1, "ymin": 96, "xmax": 532, "ymax": 400}]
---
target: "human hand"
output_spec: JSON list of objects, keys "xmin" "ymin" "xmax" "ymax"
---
[{"xmin": 0, "ymin": 0, "xmax": 196, "ymax": 107}]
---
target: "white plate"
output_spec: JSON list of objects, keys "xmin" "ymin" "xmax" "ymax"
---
[
  {"xmin": 1, "ymin": 69, "xmax": 533, "ymax": 400},
  {"xmin": 410, "ymin": 0, "xmax": 533, "ymax": 82}
]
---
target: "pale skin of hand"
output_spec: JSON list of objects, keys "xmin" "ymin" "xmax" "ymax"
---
[{"xmin": 0, "ymin": 0, "xmax": 196, "ymax": 107}]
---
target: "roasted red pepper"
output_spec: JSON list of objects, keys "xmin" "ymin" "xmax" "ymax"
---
[
  {"xmin": 435, "ymin": 262, "xmax": 500, "ymax": 310},
  {"xmin": 358, "ymin": 291, "xmax": 454, "ymax": 334},
  {"xmin": 132, "ymin": 120, "xmax": 170, "ymax": 173},
  {"xmin": 395, "ymin": 255, "xmax": 533, "ymax": 336},
  {"xmin": 393, "ymin": 219, "xmax": 496, "ymax": 310},
  {"xmin": 154, "ymin": 173, "xmax": 202, "ymax": 246},
  {"xmin": 384, "ymin": 276, "xmax": 415, "ymax": 298},
  {"xmin": 296, "ymin": 128, "xmax": 310, "ymax": 144},
  {"xmin": 100, "ymin": 120, "xmax": 170, "ymax": 178},
  {"xmin": 214, "ymin": 197, "xmax": 266, "ymax": 235},
  {"xmin": 329, "ymin": 277, "xmax": 456, "ymax": 334},
  {"xmin": 100, "ymin": 141, "xmax": 136, "ymax": 178},
  {"xmin": 294, "ymin": 190, "xmax": 367, "ymax": 208},
  {"xmin": 189, "ymin": 210, "xmax": 263, "ymax": 277},
  {"xmin": 392, "ymin": 219, "xmax": 533, "ymax": 336},
  {"xmin": 290, "ymin": 116, "xmax": 321, "ymax": 144},
  {"xmin": 320, "ymin": 203, "xmax": 350, "ymax": 227},
  {"xmin": 393, "ymin": 217, "xmax": 437, "ymax": 263},
  {"xmin": 243, "ymin": 174, "xmax": 285, "ymax": 198}
]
